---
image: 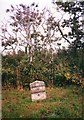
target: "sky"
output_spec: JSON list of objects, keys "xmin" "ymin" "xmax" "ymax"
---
[
  {"xmin": 0, "ymin": 0, "xmax": 70, "ymax": 53},
  {"xmin": 0, "ymin": 0, "xmax": 53, "ymax": 52},
  {"xmin": 0, "ymin": 0, "xmax": 53, "ymax": 22}
]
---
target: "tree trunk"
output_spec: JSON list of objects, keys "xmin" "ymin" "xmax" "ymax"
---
[{"xmin": 16, "ymin": 67, "xmax": 23, "ymax": 90}]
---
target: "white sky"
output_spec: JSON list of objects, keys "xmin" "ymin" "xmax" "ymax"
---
[
  {"xmin": 0, "ymin": 0, "xmax": 53, "ymax": 53},
  {"xmin": 0, "ymin": 0, "xmax": 70, "ymax": 53},
  {"xmin": 0, "ymin": 0, "xmax": 53, "ymax": 23}
]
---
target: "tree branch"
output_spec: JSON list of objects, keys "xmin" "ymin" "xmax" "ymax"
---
[{"xmin": 57, "ymin": 22, "xmax": 71, "ymax": 44}]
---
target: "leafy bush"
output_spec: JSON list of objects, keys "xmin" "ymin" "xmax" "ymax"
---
[{"xmin": 53, "ymin": 73, "xmax": 67, "ymax": 86}]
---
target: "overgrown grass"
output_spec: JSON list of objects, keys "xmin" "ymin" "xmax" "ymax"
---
[{"xmin": 2, "ymin": 85, "xmax": 83, "ymax": 119}]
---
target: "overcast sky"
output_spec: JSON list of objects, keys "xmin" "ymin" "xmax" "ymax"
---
[
  {"xmin": 0, "ymin": 0, "xmax": 53, "ymax": 51},
  {"xmin": 0, "ymin": 0, "xmax": 70, "ymax": 52},
  {"xmin": 0, "ymin": 0, "xmax": 53, "ymax": 23}
]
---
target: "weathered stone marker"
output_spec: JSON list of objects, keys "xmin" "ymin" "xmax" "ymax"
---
[{"xmin": 30, "ymin": 81, "xmax": 46, "ymax": 101}]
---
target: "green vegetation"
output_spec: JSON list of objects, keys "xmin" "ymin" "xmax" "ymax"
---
[
  {"xmin": 1, "ymin": 1, "xmax": 84, "ymax": 89},
  {"xmin": 2, "ymin": 47, "xmax": 84, "ymax": 89},
  {"xmin": 2, "ymin": 86, "xmax": 83, "ymax": 118}
]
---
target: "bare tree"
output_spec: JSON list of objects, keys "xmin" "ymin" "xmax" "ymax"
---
[{"xmin": 1, "ymin": 3, "xmax": 45, "ymax": 62}]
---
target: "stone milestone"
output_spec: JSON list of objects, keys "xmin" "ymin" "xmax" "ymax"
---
[{"xmin": 30, "ymin": 81, "xmax": 46, "ymax": 101}]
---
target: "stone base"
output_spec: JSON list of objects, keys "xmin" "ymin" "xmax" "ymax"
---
[{"xmin": 31, "ymin": 91, "xmax": 46, "ymax": 101}]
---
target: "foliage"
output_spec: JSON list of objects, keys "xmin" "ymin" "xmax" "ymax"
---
[
  {"xmin": 52, "ymin": 1, "xmax": 84, "ymax": 84},
  {"xmin": 2, "ymin": 46, "xmax": 84, "ymax": 88},
  {"xmin": 1, "ymin": 1, "xmax": 84, "ymax": 88}
]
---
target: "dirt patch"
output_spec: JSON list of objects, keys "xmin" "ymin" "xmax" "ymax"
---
[{"xmin": 28, "ymin": 103, "xmax": 44, "ymax": 110}]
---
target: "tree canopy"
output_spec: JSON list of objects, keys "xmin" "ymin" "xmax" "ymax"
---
[{"xmin": 1, "ymin": 1, "xmax": 84, "ymax": 89}]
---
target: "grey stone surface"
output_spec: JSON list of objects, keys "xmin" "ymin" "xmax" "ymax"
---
[{"xmin": 30, "ymin": 81, "xmax": 46, "ymax": 101}]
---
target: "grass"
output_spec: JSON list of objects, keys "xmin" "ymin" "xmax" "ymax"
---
[{"xmin": 2, "ymin": 85, "xmax": 83, "ymax": 119}]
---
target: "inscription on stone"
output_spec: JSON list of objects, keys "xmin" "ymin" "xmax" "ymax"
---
[{"xmin": 30, "ymin": 81, "xmax": 46, "ymax": 101}]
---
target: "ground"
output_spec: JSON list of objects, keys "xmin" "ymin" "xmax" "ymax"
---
[{"xmin": 2, "ymin": 85, "xmax": 83, "ymax": 119}]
